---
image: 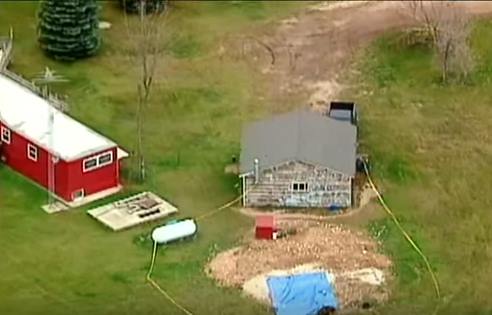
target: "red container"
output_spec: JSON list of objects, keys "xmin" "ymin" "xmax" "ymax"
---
[{"xmin": 255, "ymin": 215, "xmax": 277, "ymax": 240}]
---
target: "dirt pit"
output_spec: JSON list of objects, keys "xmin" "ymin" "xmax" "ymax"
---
[{"xmin": 206, "ymin": 221, "xmax": 392, "ymax": 309}]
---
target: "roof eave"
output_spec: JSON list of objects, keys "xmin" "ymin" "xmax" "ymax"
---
[
  {"xmin": 63, "ymin": 144, "xmax": 118, "ymax": 162},
  {"xmin": 239, "ymin": 171, "xmax": 254, "ymax": 178}
]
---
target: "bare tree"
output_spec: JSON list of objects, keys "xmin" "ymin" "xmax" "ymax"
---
[
  {"xmin": 403, "ymin": 1, "xmax": 474, "ymax": 82},
  {"xmin": 124, "ymin": 0, "xmax": 167, "ymax": 182},
  {"xmin": 439, "ymin": 7, "xmax": 474, "ymax": 82},
  {"xmin": 402, "ymin": 0, "xmax": 441, "ymax": 44}
]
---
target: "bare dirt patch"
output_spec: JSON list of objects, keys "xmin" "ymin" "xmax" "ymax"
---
[
  {"xmin": 206, "ymin": 221, "xmax": 392, "ymax": 308},
  {"xmin": 225, "ymin": 1, "xmax": 492, "ymax": 110}
]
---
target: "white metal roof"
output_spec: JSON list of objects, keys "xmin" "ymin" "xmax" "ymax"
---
[{"xmin": 0, "ymin": 73, "xmax": 118, "ymax": 161}]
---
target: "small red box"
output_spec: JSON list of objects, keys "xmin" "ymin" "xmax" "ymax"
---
[{"xmin": 255, "ymin": 215, "xmax": 277, "ymax": 240}]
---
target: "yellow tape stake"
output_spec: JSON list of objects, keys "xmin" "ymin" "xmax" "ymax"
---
[{"xmin": 363, "ymin": 161, "xmax": 441, "ymax": 299}]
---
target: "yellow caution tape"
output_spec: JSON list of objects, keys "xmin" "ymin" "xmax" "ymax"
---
[
  {"xmin": 195, "ymin": 193, "xmax": 244, "ymax": 221},
  {"xmin": 145, "ymin": 192, "xmax": 245, "ymax": 315},
  {"xmin": 146, "ymin": 163, "xmax": 440, "ymax": 314},
  {"xmin": 363, "ymin": 161, "xmax": 441, "ymax": 299},
  {"xmin": 146, "ymin": 241, "xmax": 193, "ymax": 315}
]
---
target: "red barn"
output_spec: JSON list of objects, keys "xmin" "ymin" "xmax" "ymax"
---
[{"xmin": 0, "ymin": 73, "xmax": 128, "ymax": 204}]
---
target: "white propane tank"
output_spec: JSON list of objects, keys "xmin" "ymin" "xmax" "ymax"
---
[{"xmin": 151, "ymin": 219, "xmax": 197, "ymax": 244}]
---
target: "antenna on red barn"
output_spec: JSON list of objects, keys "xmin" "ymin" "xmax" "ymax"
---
[{"xmin": 33, "ymin": 67, "xmax": 69, "ymax": 207}]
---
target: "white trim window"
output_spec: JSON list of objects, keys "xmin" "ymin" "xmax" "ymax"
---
[
  {"xmin": 27, "ymin": 143, "xmax": 38, "ymax": 161},
  {"xmin": 292, "ymin": 182, "xmax": 308, "ymax": 192},
  {"xmin": 1, "ymin": 126, "xmax": 11, "ymax": 144},
  {"xmin": 83, "ymin": 151, "xmax": 113, "ymax": 172},
  {"xmin": 97, "ymin": 152, "xmax": 113, "ymax": 167}
]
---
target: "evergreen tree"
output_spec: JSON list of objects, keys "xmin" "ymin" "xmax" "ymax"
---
[
  {"xmin": 119, "ymin": 0, "xmax": 167, "ymax": 14},
  {"xmin": 38, "ymin": 0, "xmax": 101, "ymax": 61}
]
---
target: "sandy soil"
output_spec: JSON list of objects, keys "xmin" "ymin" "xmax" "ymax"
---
[
  {"xmin": 234, "ymin": 1, "xmax": 492, "ymax": 109},
  {"xmin": 206, "ymin": 220, "xmax": 392, "ymax": 308}
]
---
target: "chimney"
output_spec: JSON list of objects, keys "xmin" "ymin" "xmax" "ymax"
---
[{"xmin": 254, "ymin": 158, "xmax": 259, "ymax": 184}]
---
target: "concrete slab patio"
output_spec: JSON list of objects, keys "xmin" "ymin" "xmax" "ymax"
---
[{"xmin": 87, "ymin": 191, "xmax": 178, "ymax": 231}]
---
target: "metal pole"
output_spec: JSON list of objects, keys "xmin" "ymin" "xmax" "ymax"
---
[
  {"xmin": 42, "ymin": 86, "xmax": 55, "ymax": 206},
  {"xmin": 48, "ymin": 103, "xmax": 55, "ymax": 206},
  {"xmin": 34, "ymin": 67, "xmax": 67, "ymax": 207},
  {"xmin": 242, "ymin": 176, "xmax": 246, "ymax": 207}
]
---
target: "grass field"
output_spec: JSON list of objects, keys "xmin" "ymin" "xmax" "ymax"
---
[
  {"xmin": 3, "ymin": 1, "xmax": 492, "ymax": 315},
  {"xmin": 344, "ymin": 19, "xmax": 492, "ymax": 315},
  {"xmin": 0, "ymin": 2, "xmax": 307, "ymax": 315}
]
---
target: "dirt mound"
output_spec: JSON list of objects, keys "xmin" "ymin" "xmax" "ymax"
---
[{"xmin": 206, "ymin": 221, "xmax": 392, "ymax": 308}]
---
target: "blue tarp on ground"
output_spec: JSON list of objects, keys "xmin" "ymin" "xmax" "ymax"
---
[{"xmin": 267, "ymin": 272, "xmax": 338, "ymax": 315}]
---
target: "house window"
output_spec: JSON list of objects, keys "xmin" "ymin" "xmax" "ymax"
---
[
  {"xmin": 97, "ymin": 152, "xmax": 113, "ymax": 166},
  {"xmin": 83, "ymin": 150, "xmax": 113, "ymax": 172},
  {"xmin": 83, "ymin": 157, "xmax": 98, "ymax": 172},
  {"xmin": 292, "ymin": 182, "xmax": 308, "ymax": 192},
  {"xmin": 27, "ymin": 144, "xmax": 38, "ymax": 161},
  {"xmin": 1, "ymin": 126, "xmax": 11, "ymax": 144}
]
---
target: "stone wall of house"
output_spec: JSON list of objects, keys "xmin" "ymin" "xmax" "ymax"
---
[{"xmin": 244, "ymin": 161, "xmax": 352, "ymax": 208}]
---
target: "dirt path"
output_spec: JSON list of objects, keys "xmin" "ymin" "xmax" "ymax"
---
[
  {"xmin": 245, "ymin": 1, "xmax": 492, "ymax": 109},
  {"xmin": 233, "ymin": 0, "xmax": 492, "ymax": 217}
]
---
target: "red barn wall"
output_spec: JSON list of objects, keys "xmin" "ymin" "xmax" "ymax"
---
[
  {"xmin": 0, "ymin": 123, "xmax": 68, "ymax": 194},
  {"xmin": 53, "ymin": 161, "xmax": 70, "ymax": 201},
  {"xmin": 0, "ymin": 122, "xmax": 120, "ymax": 202},
  {"xmin": 64, "ymin": 147, "xmax": 119, "ymax": 200}
]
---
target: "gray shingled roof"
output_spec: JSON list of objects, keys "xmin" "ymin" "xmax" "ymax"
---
[{"xmin": 240, "ymin": 109, "xmax": 357, "ymax": 176}]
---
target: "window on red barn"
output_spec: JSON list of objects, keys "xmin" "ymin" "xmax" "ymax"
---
[
  {"xmin": 1, "ymin": 127, "xmax": 11, "ymax": 144},
  {"xmin": 83, "ymin": 150, "xmax": 113, "ymax": 172},
  {"xmin": 27, "ymin": 144, "xmax": 38, "ymax": 161},
  {"xmin": 83, "ymin": 157, "xmax": 98, "ymax": 172},
  {"xmin": 98, "ymin": 152, "xmax": 112, "ymax": 166}
]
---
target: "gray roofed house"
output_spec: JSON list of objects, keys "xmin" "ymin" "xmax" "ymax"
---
[{"xmin": 240, "ymin": 108, "xmax": 358, "ymax": 209}]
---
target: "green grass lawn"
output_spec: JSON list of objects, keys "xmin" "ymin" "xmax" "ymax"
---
[
  {"xmin": 4, "ymin": 1, "xmax": 492, "ymax": 315},
  {"xmin": 343, "ymin": 19, "xmax": 492, "ymax": 315},
  {"xmin": 0, "ymin": 1, "xmax": 307, "ymax": 315}
]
